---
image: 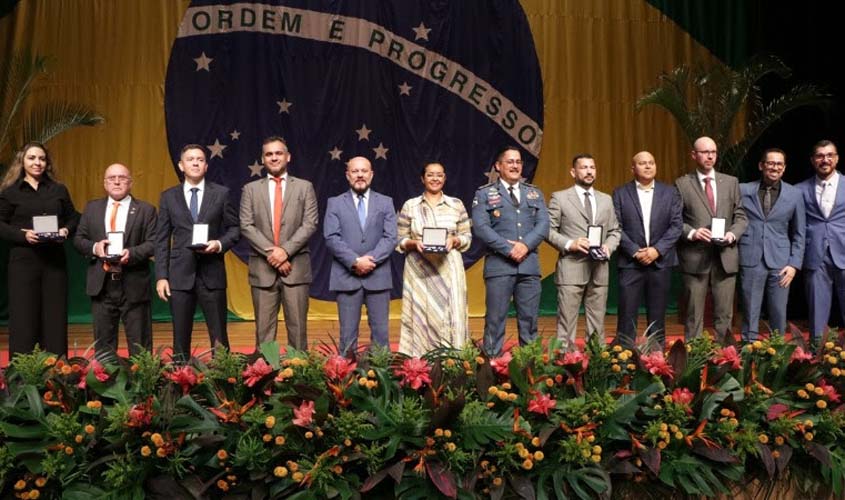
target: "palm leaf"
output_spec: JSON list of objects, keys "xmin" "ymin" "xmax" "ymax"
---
[
  {"xmin": 0, "ymin": 51, "xmax": 48, "ymax": 157},
  {"xmin": 20, "ymin": 102, "xmax": 105, "ymax": 145}
]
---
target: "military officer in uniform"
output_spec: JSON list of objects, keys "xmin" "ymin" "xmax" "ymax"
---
[{"xmin": 471, "ymin": 146, "xmax": 550, "ymax": 356}]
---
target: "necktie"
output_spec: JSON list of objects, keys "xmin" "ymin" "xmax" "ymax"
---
[
  {"xmin": 272, "ymin": 177, "xmax": 284, "ymax": 245},
  {"xmin": 357, "ymin": 194, "xmax": 366, "ymax": 229},
  {"xmin": 763, "ymin": 186, "xmax": 772, "ymax": 217},
  {"xmin": 704, "ymin": 177, "xmax": 716, "ymax": 214},
  {"xmin": 821, "ymin": 181, "xmax": 832, "ymax": 218},
  {"xmin": 508, "ymin": 186, "xmax": 519, "ymax": 205},
  {"xmin": 584, "ymin": 191, "xmax": 593, "ymax": 224},
  {"xmin": 189, "ymin": 187, "xmax": 199, "ymax": 222},
  {"xmin": 103, "ymin": 201, "xmax": 120, "ymax": 271}
]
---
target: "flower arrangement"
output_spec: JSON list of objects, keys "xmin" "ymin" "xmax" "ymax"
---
[{"xmin": 1, "ymin": 332, "xmax": 845, "ymax": 499}]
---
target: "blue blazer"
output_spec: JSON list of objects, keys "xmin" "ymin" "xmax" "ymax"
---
[
  {"xmin": 798, "ymin": 174, "xmax": 845, "ymax": 270},
  {"xmin": 471, "ymin": 182, "xmax": 549, "ymax": 278},
  {"xmin": 612, "ymin": 180, "xmax": 683, "ymax": 269},
  {"xmin": 154, "ymin": 182, "xmax": 240, "ymax": 290},
  {"xmin": 323, "ymin": 190, "xmax": 397, "ymax": 292},
  {"xmin": 738, "ymin": 181, "xmax": 805, "ymax": 269}
]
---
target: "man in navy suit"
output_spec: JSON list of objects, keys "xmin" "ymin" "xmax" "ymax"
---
[
  {"xmin": 324, "ymin": 156, "xmax": 397, "ymax": 357},
  {"xmin": 612, "ymin": 151, "xmax": 683, "ymax": 349},
  {"xmin": 799, "ymin": 140, "xmax": 845, "ymax": 344},
  {"xmin": 738, "ymin": 148, "xmax": 805, "ymax": 341},
  {"xmin": 471, "ymin": 146, "xmax": 549, "ymax": 356},
  {"xmin": 155, "ymin": 144, "xmax": 240, "ymax": 361},
  {"xmin": 74, "ymin": 163, "xmax": 157, "ymax": 356}
]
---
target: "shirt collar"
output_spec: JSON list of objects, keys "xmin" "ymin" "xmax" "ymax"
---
[
  {"xmin": 696, "ymin": 170, "xmax": 715, "ymax": 183},
  {"xmin": 817, "ymin": 172, "xmax": 839, "ymax": 187},
  {"xmin": 268, "ymin": 172, "xmax": 288, "ymax": 182},
  {"xmin": 636, "ymin": 180, "xmax": 654, "ymax": 191},
  {"xmin": 351, "ymin": 188, "xmax": 370, "ymax": 200},
  {"xmin": 500, "ymin": 179, "xmax": 520, "ymax": 192},
  {"xmin": 574, "ymin": 184, "xmax": 594, "ymax": 197},
  {"xmin": 184, "ymin": 179, "xmax": 206, "ymax": 192},
  {"xmin": 108, "ymin": 195, "xmax": 132, "ymax": 205}
]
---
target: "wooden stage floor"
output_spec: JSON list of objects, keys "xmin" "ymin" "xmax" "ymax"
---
[{"xmin": 1, "ymin": 316, "xmax": 689, "ymax": 359}]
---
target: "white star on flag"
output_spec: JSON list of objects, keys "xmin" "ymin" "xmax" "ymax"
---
[
  {"xmin": 276, "ymin": 99, "xmax": 293, "ymax": 114},
  {"xmin": 207, "ymin": 139, "xmax": 227, "ymax": 159},
  {"xmin": 398, "ymin": 82, "xmax": 412, "ymax": 96},
  {"xmin": 193, "ymin": 52, "xmax": 213, "ymax": 71},
  {"xmin": 412, "ymin": 22, "xmax": 431, "ymax": 41},
  {"xmin": 328, "ymin": 147, "xmax": 343, "ymax": 160},
  {"xmin": 230, "ymin": 130, "xmax": 241, "ymax": 140},
  {"xmin": 373, "ymin": 142, "xmax": 389, "ymax": 160},
  {"xmin": 355, "ymin": 124, "xmax": 372, "ymax": 141},
  {"xmin": 247, "ymin": 161, "xmax": 263, "ymax": 177}
]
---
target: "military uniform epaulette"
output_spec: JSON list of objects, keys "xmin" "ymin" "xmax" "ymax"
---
[
  {"xmin": 477, "ymin": 182, "xmax": 496, "ymax": 190},
  {"xmin": 522, "ymin": 181, "xmax": 538, "ymax": 188}
]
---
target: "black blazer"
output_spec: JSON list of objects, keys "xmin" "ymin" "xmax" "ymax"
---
[
  {"xmin": 612, "ymin": 180, "xmax": 683, "ymax": 269},
  {"xmin": 154, "ymin": 182, "xmax": 240, "ymax": 290},
  {"xmin": 73, "ymin": 197, "xmax": 157, "ymax": 302}
]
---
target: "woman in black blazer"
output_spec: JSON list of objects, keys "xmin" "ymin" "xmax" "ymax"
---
[{"xmin": 0, "ymin": 141, "xmax": 79, "ymax": 357}]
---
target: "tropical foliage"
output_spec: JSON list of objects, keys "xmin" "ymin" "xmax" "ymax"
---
[
  {"xmin": 635, "ymin": 54, "xmax": 830, "ymax": 176},
  {"xmin": 0, "ymin": 50, "xmax": 104, "ymax": 173},
  {"xmin": 1, "ymin": 332, "xmax": 845, "ymax": 499}
]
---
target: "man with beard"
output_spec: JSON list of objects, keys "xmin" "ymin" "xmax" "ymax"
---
[
  {"xmin": 324, "ymin": 156, "xmax": 397, "ymax": 357},
  {"xmin": 546, "ymin": 154, "xmax": 620, "ymax": 351},
  {"xmin": 798, "ymin": 140, "xmax": 845, "ymax": 345},
  {"xmin": 676, "ymin": 136, "xmax": 747, "ymax": 340},
  {"xmin": 472, "ymin": 146, "xmax": 549, "ymax": 356}
]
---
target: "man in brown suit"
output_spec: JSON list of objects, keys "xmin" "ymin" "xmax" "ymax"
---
[
  {"xmin": 240, "ymin": 136, "xmax": 318, "ymax": 350},
  {"xmin": 675, "ymin": 136, "xmax": 747, "ymax": 339}
]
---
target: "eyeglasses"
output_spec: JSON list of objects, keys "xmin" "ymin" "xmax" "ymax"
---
[
  {"xmin": 813, "ymin": 152, "xmax": 838, "ymax": 161},
  {"xmin": 763, "ymin": 161, "xmax": 785, "ymax": 168},
  {"xmin": 501, "ymin": 159, "xmax": 523, "ymax": 166},
  {"xmin": 695, "ymin": 150, "xmax": 718, "ymax": 155},
  {"xmin": 105, "ymin": 175, "xmax": 131, "ymax": 183}
]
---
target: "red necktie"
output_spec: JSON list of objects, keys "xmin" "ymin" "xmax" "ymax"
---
[
  {"xmin": 272, "ymin": 177, "xmax": 284, "ymax": 245},
  {"xmin": 103, "ymin": 201, "xmax": 119, "ymax": 271},
  {"xmin": 704, "ymin": 177, "xmax": 716, "ymax": 214}
]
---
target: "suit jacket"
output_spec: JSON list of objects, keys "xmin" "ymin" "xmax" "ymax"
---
[
  {"xmin": 154, "ymin": 182, "xmax": 240, "ymax": 290},
  {"xmin": 240, "ymin": 175, "xmax": 318, "ymax": 287},
  {"xmin": 471, "ymin": 182, "xmax": 549, "ymax": 278},
  {"xmin": 73, "ymin": 197, "xmax": 157, "ymax": 302},
  {"xmin": 675, "ymin": 171, "xmax": 748, "ymax": 274},
  {"xmin": 546, "ymin": 186, "xmax": 620, "ymax": 285},
  {"xmin": 798, "ymin": 173, "xmax": 845, "ymax": 270},
  {"xmin": 612, "ymin": 181, "xmax": 683, "ymax": 269},
  {"xmin": 738, "ymin": 181, "xmax": 805, "ymax": 270},
  {"xmin": 323, "ymin": 190, "xmax": 397, "ymax": 292}
]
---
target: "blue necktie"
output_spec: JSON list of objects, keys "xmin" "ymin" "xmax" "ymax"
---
[
  {"xmin": 357, "ymin": 194, "xmax": 366, "ymax": 229},
  {"xmin": 189, "ymin": 187, "xmax": 199, "ymax": 222}
]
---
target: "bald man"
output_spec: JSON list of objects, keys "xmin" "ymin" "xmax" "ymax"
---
[
  {"xmin": 74, "ymin": 163, "xmax": 157, "ymax": 356},
  {"xmin": 612, "ymin": 152, "xmax": 683, "ymax": 349},
  {"xmin": 675, "ymin": 137, "xmax": 747, "ymax": 339}
]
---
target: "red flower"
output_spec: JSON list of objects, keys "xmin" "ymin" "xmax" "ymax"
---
[
  {"xmin": 556, "ymin": 350, "xmax": 589, "ymax": 371},
  {"xmin": 641, "ymin": 351, "xmax": 674, "ymax": 379},
  {"xmin": 671, "ymin": 387, "xmax": 694, "ymax": 414},
  {"xmin": 292, "ymin": 400, "xmax": 315, "ymax": 427},
  {"xmin": 489, "ymin": 352, "xmax": 512, "ymax": 377},
  {"xmin": 819, "ymin": 379, "xmax": 841, "ymax": 403},
  {"xmin": 791, "ymin": 346, "xmax": 814, "ymax": 362},
  {"xmin": 127, "ymin": 397, "xmax": 155, "ymax": 428},
  {"xmin": 527, "ymin": 392, "xmax": 557, "ymax": 417},
  {"xmin": 324, "ymin": 355, "xmax": 357, "ymax": 381},
  {"xmin": 242, "ymin": 358, "xmax": 274, "ymax": 387},
  {"xmin": 394, "ymin": 358, "xmax": 432, "ymax": 390},
  {"xmin": 712, "ymin": 346, "xmax": 741, "ymax": 370},
  {"xmin": 0, "ymin": 368, "xmax": 6, "ymax": 391},
  {"xmin": 76, "ymin": 359, "xmax": 109, "ymax": 389},
  {"xmin": 167, "ymin": 366, "xmax": 199, "ymax": 394}
]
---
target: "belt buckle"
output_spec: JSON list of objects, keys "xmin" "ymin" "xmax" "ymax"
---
[{"xmin": 109, "ymin": 272, "xmax": 122, "ymax": 281}]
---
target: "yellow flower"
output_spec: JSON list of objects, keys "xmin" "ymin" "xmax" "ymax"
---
[
  {"xmin": 281, "ymin": 368, "xmax": 294, "ymax": 378},
  {"xmin": 507, "ymin": 393, "xmax": 518, "ymax": 402},
  {"xmin": 840, "ymin": 351, "xmax": 845, "ymax": 360},
  {"xmin": 217, "ymin": 449, "xmax": 228, "ymax": 461},
  {"xmin": 14, "ymin": 480, "xmax": 26, "ymax": 491},
  {"xmin": 659, "ymin": 423, "xmax": 668, "ymax": 432},
  {"xmin": 276, "ymin": 436, "xmax": 286, "ymax": 446},
  {"xmin": 797, "ymin": 389, "xmax": 809, "ymax": 399},
  {"xmin": 86, "ymin": 400, "xmax": 102, "ymax": 409},
  {"xmin": 141, "ymin": 445, "xmax": 152, "ymax": 457},
  {"xmin": 486, "ymin": 402, "xmax": 495, "ymax": 408},
  {"xmin": 613, "ymin": 345, "xmax": 623, "ymax": 353},
  {"xmin": 720, "ymin": 408, "xmax": 731, "ymax": 417},
  {"xmin": 292, "ymin": 472, "xmax": 304, "ymax": 482},
  {"xmin": 501, "ymin": 382, "xmax": 512, "ymax": 390},
  {"xmin": 333, "ymin": 465, "xmax": 343, "ymax": 474},
  {"xmin": 627, "ymin": 363, "xmax": 636, "ymax": 371},
  {"xmin": 674, "ymin": 431, "xmax": 684, "ymax": 440},
  {"xmin": 156, "ymin": 447, "xmax": 167, "ymax": 458},
  {"xmin": 365, "ymin": 379, "xmax": 377, "ymax": 389},
  {"xmin": 611, "ymin": 365, "xmax": 621, "ymax": 373},
  {"xmin": 64, "ymin": 446, "xmax": 74, "ymax": 455},
  {"xmin": 817, "ymin": 400, "xmax": 828, "ymax": 409},
  {"xmin": 443, "ymin": 429, "xmax": 452, "ymax": 438},
  {"xmin": 492, "ymin": 477, "xmax": 503, "ymax": 487},
  {"xmin": 518, "ymin": 448, "xmax": 530, "ymax": 459},
  {"xmin": 28, "ymin": 491, "xmax": 41, "ymax": 499},
  {"xmin": 758, "ymin": 434, "xmax": 769, "ymax": 444},
  {"xmin": 216, "ymin": 479, "xmax": 229, "ymax": 491},
  {"xmin": 657, "ymin": 441, "xmax": 667, "ymax": 450},
  {"xmin": 522, "ymin": 459, "xmax": 533, "ymax": 470},
  {"xmin": 274, "ymin": 466, "xmax": 288, "ymax": 478},
  {"xmin": 531, "ymin": 437, "xmax": 541, "ymax": 447},
  {"xmin": 534, "ymin": 451, "xmax": 544, "ymax": 461},
  {"xmin": 805, "ymin": 432, "xmax": 814, "ymax": 441},
  {"xmin": 618, "ymin": 352, "xmax": 629, "ymax": 361},
  {"xmin": 151, "ymin": 433, "xmax": 164, "ymax": 447},
  {"xmin": 84, "ymin": 424, "xmax": 95, "ymax": 434},
  {"xmin": 591, "ymin": 454, "xmax": 602, "ymax": 463},
  {"xmin": 435, "ymin": 428, "xmax": 443, "ymax": 437},
  {"xmin": 766, "ymin": 347, "xmax": 776, "ymax": 355},
  {"xmin": 752, "ymin": 341, "xmax": 763, "ymax": 350},
  {"xmin": 445, "ymin": 442, "xmax": 457, "ymax": 452},
  {"xmin": 514, "ymin": 442, "xmax": 525, "ymax": 451},
  {"xmin": 832, "ymin": 367, "xmax": 842, "ymax": 377},
  {"xmin": 825, "ymin": 341, "xmax": 835, "ymax": 350},
  {"xmin": 804, "ymin": 420, "xmax": 814, "ymax": 428},
  {"xmin": 775, "ymin": 436, "xmax": 785, "ymax": 446},
  {"xmin": 44, "ymin": 356, "xmax": 57, "ymax": 366},
  {"xmin": 304, "ymin": 431, "xmax": 314, "ymax": 439},
  {"xmin": 34, "ymin": 478, "xmax": 47, "ymax": 488},
  {"xmin": 581, "ymin": 449, "xmax": 592, "ymax": 459},
  {"xmin": 586, "ymin": 435, "xmax": 596, "ymax": 443},
  {"xmin": 475, "ymin": 356, "xmax": 486, "ymax": 365},
  {"xmin": 487, "ymin": 386, "xmax": 498, "ymax": 395},
  {"xmin": 600, "ymin": 351, "xmax": 610, "ymax": 359},
  {"xmin": 358, "ymin": 377, "xmax": 368, "ymax": 386},
  {"xmin": 265, "ymin": 416, "xmax": 276, "ymax": 428},
  {"xmin": 814, "ymin": 387, "xmax": 825, "ymax": 396},
  {"xmin": 367, "ymin": 369, "xmax": 376, "ymax": 378},
  {"xmin": 592, "ymin": 445, "xmax": 602, "ymax": 454},
  {"xmin": 828, "ymin": 356, "xmax": 839, "ymax": 365},
  {"xmin": 263, "ymin": 434, "xmax": 273, "ymax": 442}
]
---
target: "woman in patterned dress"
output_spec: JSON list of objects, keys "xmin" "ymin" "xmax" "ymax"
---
[{"xmin": 397, "ymin": 162, "xmax": 472, "ymax": 356}]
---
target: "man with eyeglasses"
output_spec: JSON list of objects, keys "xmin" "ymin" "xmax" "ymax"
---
[
  {"xmin": 675, "ymin": 136, "xmax": 747, "ymax": 340},
  {"xmin": 737, "ymin": 149, "xmax": 805, "ymax": 341},
  {"xmin": 240, "ymin": 136, "xmax": 318, "ymax": 351},
  {"xmin": 472, "ymin": 146, "xmax": 549, "ymax": 356},
  {"xmin": 799, "ymin": 140, "xmax": 845, "ymax": 345},
  {"xmin": 73, "ymin": 163, "xmax": 157, "ymax": 356}
]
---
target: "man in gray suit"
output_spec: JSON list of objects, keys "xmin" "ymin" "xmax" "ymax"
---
[
  {"xmin": 676, "ymin": 136, "xmax": 747, "ymax": 339},
  {"xmin": 240, "ymin": 136, "xmax": 318, "ymax": 350},
  {"xmin": 472, "ymin": 146, "xmax": 549, "ymax": 356},
  {"xmin": 324, "ymin": 156, "xmax": 397, "ymax": 357},
  {"xmin": 738, "ymin": 148, "xmax": 805, "ymax": 341},
  {"xmin": 546, "ymin": 154, "xmax": 620, "ymax": 351},
  {"xmin": 74, "ymin": 163, "xmax": 157, "ymax": 356}
]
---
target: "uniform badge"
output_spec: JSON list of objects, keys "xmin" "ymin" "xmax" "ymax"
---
[
  {"xmin": 492, "ymin": 209, "xmax": 501, "ymax": 218},
  {"xmin": 472, "ymin": 197, "xmax": 478, "ymax": 207},
  {"xmin": 526, "ymin": 189, "xmax": 539, "ymax": 200}
]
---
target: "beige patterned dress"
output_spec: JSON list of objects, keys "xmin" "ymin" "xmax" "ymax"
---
[{"xmin": 397, "ymin": 194, "xmax": 472, "ymax": 356}]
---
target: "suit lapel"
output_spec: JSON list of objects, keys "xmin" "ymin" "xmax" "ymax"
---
[
  {"xmin": 197, "ymin": 183, "xmax": 214, "ymax": 222},
  {"xmin": 94, "ymin": 198, "xmax": 109, "ymax": 239},
  {"xmin": 747, "ymin": 181, "xmax": 763, "ymax": 219},
  {"xmin": 124, "ymin": 198, "xmax": 139, "ymax": 236},
  {"xmin": 626, "ymin": 182, "xmax": 644, "ymax": 227},
  {"xmin": 567, "ymin": 188, "xmax": 590, "ymax": 223},
  {"xmin": 833, "ymin": 174, "xmax": 845, "ymax": 217},
  {"xmin": 257, "ymin": 178, "xmax": 272, "ymax": 226},
  {"xmin": 689, "ymin": 173, "xmax": 713, "ymax": 216}
]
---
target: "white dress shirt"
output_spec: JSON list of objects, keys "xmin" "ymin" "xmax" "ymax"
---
[
  {"xmin": 636, "ymin": 182, "xmax": 654, "ymax": 246},
  {"xmin": 500, "ymin": 180, "xmax": 520, "ymax": 203},
  {"xmin": 816, "ymin": 172, "xmax": 839, "ymax": 219},
  {"xmin": 267, "ymin": 173, "xmax": 288, "ymax": 228},
  {"xmin": 183, "ymin": 179, "xmax": 206, "ymax": 211}
]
